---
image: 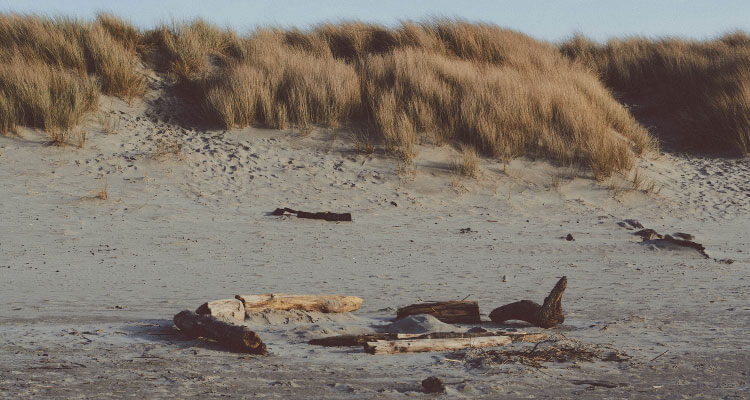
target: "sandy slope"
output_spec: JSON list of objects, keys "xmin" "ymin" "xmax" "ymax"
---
[{"xmin": 0, "ymin": 87, "xmax": 748, "ymax": 398}]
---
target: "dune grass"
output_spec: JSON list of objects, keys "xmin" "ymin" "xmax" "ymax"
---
[
  {"xmin": 561, "ymin": 33, "xmax": 750, "ymax": 156},
  {"xmin": 194, "ymin": 21, "xmax": 652, "ymax": 178},
  {"xmin": 0, "ymin": 14, "xmax": 146, "ymax": 142},
  {"xmin": 7, "ymin": 14, "xmax": 745, "ymax": 180},
  {"xmin": 0, "ymin": 58, "xmax": 98, "ymax": 138}
]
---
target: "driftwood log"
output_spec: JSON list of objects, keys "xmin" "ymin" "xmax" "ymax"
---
[
  {"xmin": 195, "ymin": 299, "xmax": 245, "ymax": 323},
  {"xmin": 489, "ymin": 276, "xmax": 567, "ymax": 328},
  {"xmin": 396, "ymin": 300, "xmax": 480, "ymax": 324},
  {"xmin": 235, "ymin": 294, "xmax": 363, "ymax": 314},
  {"xmin": 309, "ymin": 331, "xmax": 548, "ymax": 347},
  {"xmin": 365, "ymin": 335, "xmax": 511, "ymax": 354},
  {"xmin": 173, "ymin": 310, "xmax": 267, "ymax": 354},
  {"xmin": 272, "ymin": 208, "xmax": 352, "ymax": 222}
]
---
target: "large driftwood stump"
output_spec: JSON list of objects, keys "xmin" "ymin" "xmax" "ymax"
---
[
  {"xmin": 364, "ymin": 336, "xmax": 511, "ymax": 354},
  {"xmin": 235, "ymin": 294, "xmax": 363, "ymax": 314},
  {"xmin": 173, "ymin": 310, "xmax": 267, "ymax": 354},
  {"xmin": 195, "ymin": 299, "xmax": 245, "ymax": 323},
  {"xmin": 489, "ymin": 276, "xmax": 567, "ymax": 328},
  {"xmin": 396, "ymin": 300, "xmax": 480, "ymax": 324}
]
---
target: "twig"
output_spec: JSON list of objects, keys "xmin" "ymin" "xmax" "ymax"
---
[{"xmin": 650, "ymin": 350, "xmax": 668, "ymax": 362}]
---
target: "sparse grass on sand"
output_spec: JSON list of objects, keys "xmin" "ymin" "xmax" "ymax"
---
[
  {"xmin": 451, "ymin": 145, "xmax": 480, "ymax": 178},
  {"xmin": 561, "ymin": 33, "xmax": 750, "ymax": 156}
]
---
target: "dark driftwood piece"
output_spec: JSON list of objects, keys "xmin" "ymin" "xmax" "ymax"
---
[
  {"xmin": 173, "ymin": 310, "xmax": 267, "ymax": 354},
  {"xmin": 422, "ymin": 377, "xmax": 445, "ymax": 393},
  {"xmin": 656, "ymin": 235, "xmax": 709, "ymax": 258},
  {"xmin": 309, "ymin": 331, "xmax": 548, "ymax": 347},
  {"xmin": 634, "ymin": 229, "xmax": 709, "ymax": 258},
  {"xmin": 272, "ymin": 207, "xmax": 352, "ymax": 222},
  {"xmin": 489, "ymin": 277, "xmax": 567, "ymax": 328},
  {"xmin": 396, "ymin": 300, "xmax": 481, "ymax": 324}
]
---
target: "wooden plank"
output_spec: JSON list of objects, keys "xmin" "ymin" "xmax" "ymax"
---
[
  {"xmin": 364, "ymin": 335, "xmax": 511, "ymax": 354},
  {"xmin": 235, "ymin": 294, "xmax": 363, "ymax": 314},
  {"xmin": 195, "ymin": 299, "xmax": 245, "ymax": 323},
  {"xmin": 310, "ymin": 331, "xmax": 548, "ymax": 347},
  {"xmin": 396, "ymin": 301, "xmax": 480, "ymax": 324},
  {"xmin": 173, "ymin": 310, "xmax": 266, "ymax": 354}
]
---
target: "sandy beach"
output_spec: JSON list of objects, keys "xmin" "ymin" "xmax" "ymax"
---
[{"xmin": 1, "ymin": 80, "xmax": 748, "ymax": 398}]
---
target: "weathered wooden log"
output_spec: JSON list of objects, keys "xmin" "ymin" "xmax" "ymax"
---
[
  {"xmin": 489, "ymin": 276, "xmax": 567, "ymax": 328},
  {"xmin": 173, "ymin": 310, "xmax": 267, "ymax": 354},
  {"xmin": 396, "ymin": 300, "xmax": 480, "ymax": 324},
  {"xmin": 365, "ymin": 335, "xmax": 511, "ymax": 354},
  {"xmin": 195, "ymin": 299, "xmax": 245, "ymax": 323},
  {"xmin": 235, "ymin": 294, "xmax": 363, "ymax": 314},
  {"xmin": 310, "ymin": 331, "xmax": 548, "ymax": 347},
  {"xmin": 272, "ymin": 208, "xmax": 352, "ymax": 222}
]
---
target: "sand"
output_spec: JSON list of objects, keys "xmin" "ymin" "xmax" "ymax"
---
[{"xmin": 0, "ymin": 85, "xmax": 748, "ymax": 398}]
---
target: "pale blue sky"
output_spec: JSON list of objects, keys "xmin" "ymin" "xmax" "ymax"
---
[{"xmin": 3, "ymin": 0, "xmax": 748, "ymax": 42}]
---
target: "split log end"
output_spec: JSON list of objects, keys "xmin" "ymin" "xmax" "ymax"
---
[{"xmin": 173, "ymin": 310, "xmax": 267, "ymax": 355}]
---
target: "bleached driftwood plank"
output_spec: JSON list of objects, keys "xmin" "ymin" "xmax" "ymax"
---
[
  {"xmin": 195, "ymin": 299, "xmax": 245, "ymax": 323},
  {"xmin": 235, "ymin": 294, "xmax": 363, "ymax": 313},
  {"xmin": 364, "ymin": 335, "xmax": 511, "ymax": 354}
]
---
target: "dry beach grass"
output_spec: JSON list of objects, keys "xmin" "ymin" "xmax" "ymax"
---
[
  {"xmin": 0, "ymin": 13, "xmax": 747, "ymax": 178},
  {"xmin": 561, "ymin": 32, "xmax": 750, "ymax": 156}
]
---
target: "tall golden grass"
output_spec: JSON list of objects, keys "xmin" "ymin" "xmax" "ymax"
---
[
  {"xmin": 6, "ymin": 14, "xmax": 744, "ymax": 179},
  {"xmin": 194, "ymin": 21, "xmax": 652, "ymax": 177},
  {"xmin": 561, "ymin": 33, "xmax": 750, "ymax": 156},
  {"xmin": 0, "ymin": 14, "xmax": 145, "ymax": 139},
  {"xmin": 0, "ymin": 58, "xmax": 98, "ymax": 136}
]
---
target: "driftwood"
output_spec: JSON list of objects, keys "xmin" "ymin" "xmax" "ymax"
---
[
  {"xmin": 272, "ymin": 208, "xmax": 352, "ymax": 222},
  {"xmin": 309, "ymin": 331, "xmax": 548, "ymax": 347},
  {"xmin": 365, "ymin": 335, "xmax": 511, "ymax": 354},
  {"xmin": 396, "ymin": 300, "xmax": 480, "ymax": 324},
  {"xmin": 195, "ymin": 299, "xmax": 245, "ymax": 323},
  {"xmin": 489, "ymin": 277, "xmax": 567, "ymax": 328},
  {"xmin": 235, "ymin": 294, "xmax": 363, "ymax": 313},
  {"xmin": 173, "ymin": 310, "xmax": 267, "ymax": 354},
  {"xmin": 422, "ymin": 376, "xmax": 445, "ymax": 393}
]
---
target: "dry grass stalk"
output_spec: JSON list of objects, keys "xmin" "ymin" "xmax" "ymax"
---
[
  {"xmin": 451, "ymin": 145, "xmax": 480, "ymax": 178},
  {"xmin": 99, "ymin": 113, "xmax": 121, "ymax": 134},
  {"xmin": 455, "ymin": 339, "xmax": 622, "ymax": 369},
  {"xmin": 153, "ymin": 139, "xmax": 183, "ymax": 160},
  {"xmin": 93, "ymin": 184, "xmax": 107, "ymax": 200}
]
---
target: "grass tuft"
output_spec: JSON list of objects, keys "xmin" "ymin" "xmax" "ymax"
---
[{"xmin": 451, "ymin": 145, "xmax": 480, "ymax": 178}]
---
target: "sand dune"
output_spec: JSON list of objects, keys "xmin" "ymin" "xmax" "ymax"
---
[{"xmin": 0, "ymin": 79, "xmax": 748, "ymax": 398}]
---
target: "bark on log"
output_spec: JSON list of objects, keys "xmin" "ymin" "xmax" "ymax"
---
[
  {"xmin": 195, "ymin": 299, "xmax": 245, "ymax": 323},
  {"xmin": 173, "ymin": 310, "xmax": 267, "ymax": 354},
  {"xmin": 489, "ymin": 276, "xmax": 567, "ymax": 328},
  {"xmin": 309, "ymin": 331, "xmax": 548, "ymax": 347},
  {"xmin": 272, "ymin": 208, "xmax": 352, "ymax": 222},
  {"xmin": 365, "ymin": 336, "xmax": 511, "ymax": 354},
  {"xmin": 396, "ymin": 301, "xmax": 480, "ymax": 324},
  {"xmin": 235, "ymin": 294, "xmax": 363, "ymax": 314}
]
